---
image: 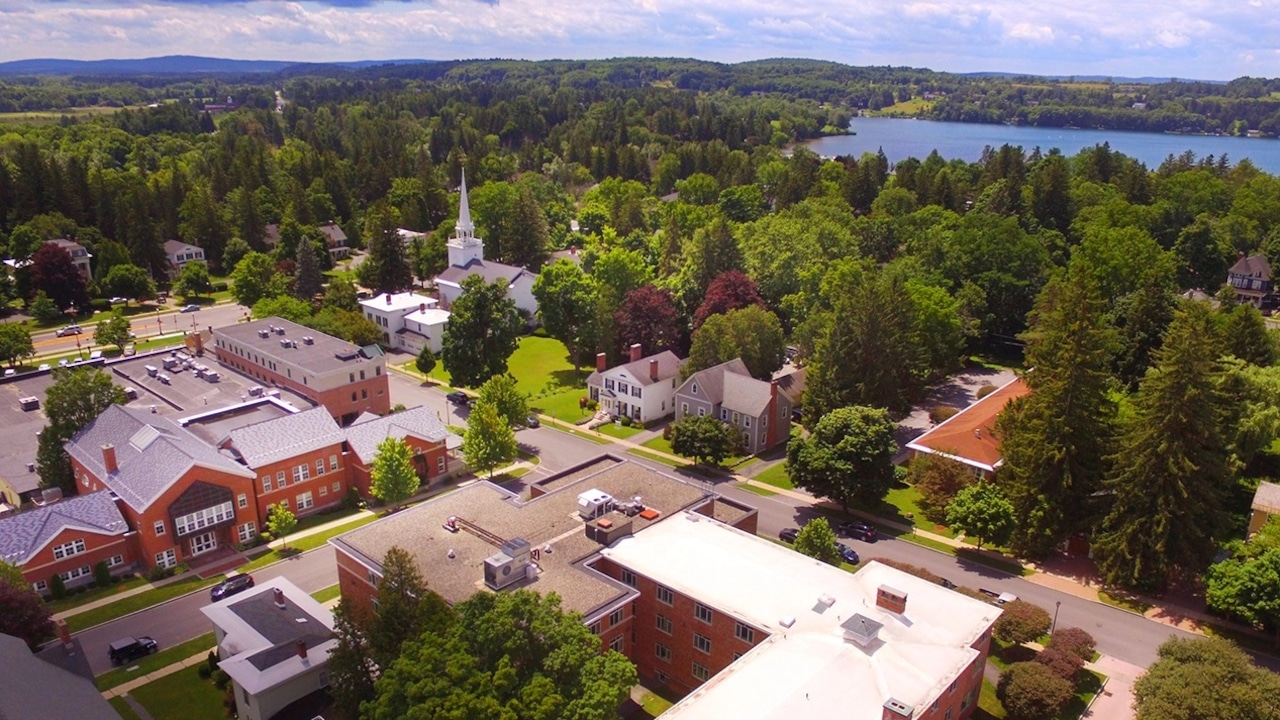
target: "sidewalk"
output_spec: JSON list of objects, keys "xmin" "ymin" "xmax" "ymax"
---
[{"xmin": 101, "ymin": 649, "xmax": 213, "ymax": 699}]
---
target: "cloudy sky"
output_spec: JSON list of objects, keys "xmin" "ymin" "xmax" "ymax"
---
[{"xmin": 0, "ymin": 0, "xmax": 1277, "ymax": 80}]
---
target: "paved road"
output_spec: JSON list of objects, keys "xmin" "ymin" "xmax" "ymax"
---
[
  {"xmin": 31, "ymin": 303, "xmax": 247, "ymax": 357},
  {"xmin": 79, "ymin": 546, "xmax": 338, "ymax": 676}
]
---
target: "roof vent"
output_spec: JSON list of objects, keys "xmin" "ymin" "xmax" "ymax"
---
[
  {"xmin": 883, "ymin": 698, "xmax": 914, "ymax": 719},
  {"xmin": 817, "ymin": 594, "xmax": 836, "ymax": 608},
  {"xmin": 841, "ymin": 613, "xmax": 884, "ymax": 647},
  {"xmin": 303, "ymin": 336, "xmax": 314, "ymax": 345},
  {"xmin": 779, "ymin": 616, "xmax": 796, "ymax": 629}
]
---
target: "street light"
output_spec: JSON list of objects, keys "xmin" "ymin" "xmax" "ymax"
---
[{"xmin": 1051, "ymin": 600, "xmax": 1062, "ymax": 635}]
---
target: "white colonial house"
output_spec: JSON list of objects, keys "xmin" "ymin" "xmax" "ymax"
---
[
  {"xmin": 585, "ymin": 344, "xmax": 684, "ymax": 425},
  {"xmin": 163, "ymin": 240, "xmax": 206, "ymax": 278},
  {"xmin": 359, "ymin": 291, "xmax": 449, "ymax": 353},
  {"xmin": 434, "ymin": 170, "xmax": 539, "ymax": 318}
]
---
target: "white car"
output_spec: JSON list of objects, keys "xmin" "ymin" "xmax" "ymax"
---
[{"xmin": 38, "ymin": 363, "xmax": 50, "ymax": 371}]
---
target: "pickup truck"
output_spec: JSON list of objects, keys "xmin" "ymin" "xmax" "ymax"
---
[{"xmin": 979, "ymin": 589, "xmax": 1018, "ymax": 605}]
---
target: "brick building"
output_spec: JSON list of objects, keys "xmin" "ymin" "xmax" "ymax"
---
[
  {"xmin": 0, "ymin": 491, "xmax": 135, "ymax": 593},
  {"xmin": 211, "ymin": 317, "xmax": 389, "ymax": 425},
  {"xmin": 342, "ymin": 406, "xmax": 458, "ymax": 496}
]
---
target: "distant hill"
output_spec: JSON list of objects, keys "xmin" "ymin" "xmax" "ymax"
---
[
  {"xmin": 0, "ymin": 55, "xmax": 433, "ymax": 76},
  {"xmin": 963, "ymin": 71, "xmax": 1227, "ymax": 85}
]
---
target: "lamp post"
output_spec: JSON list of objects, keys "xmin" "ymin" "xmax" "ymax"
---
[{"xmin": 1051, "ymin": 600, "xmax": 1061, "ymax": 635}]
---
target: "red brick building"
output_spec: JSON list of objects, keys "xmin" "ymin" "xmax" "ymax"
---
[
  {"xmin": 342, "ymin": 406, "xmax": 458, "ymax": 496},
  {"xmin": 0, "ymin": 491, "xmax": 136, "ymax": 593},
  {"xmin": 211, "ymin": 317, "xmax": 390, "ymax": 425}
]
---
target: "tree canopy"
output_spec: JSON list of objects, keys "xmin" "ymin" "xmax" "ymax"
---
[
  {"xmin": 785, "ymin": 405, "xmax": 896, "ymax": 513},
  {"xmin": 441, "ymin": 275, "xmax": 522, "ymax": 388}
]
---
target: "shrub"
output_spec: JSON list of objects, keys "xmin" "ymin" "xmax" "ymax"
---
[
  {"xmin": 223, "ymin": 686, "xmax": 237, "ymax": 716},
  {"xmin": 49, "ymin": 574, "xmax": 66, "ymax": 599},
  {"xmin": 146, "ymin": 565, "xmax": 171, "ymax": 582},
  {"xmin": 212, "ymin": 281, "xmax": 229, "ymax": 292},
  {"xmin": 207, "ymin": 650, "xmax": 219, "ymax": 673},
  {"xmin": 197, "ymin": 663, "xmax": 213, "ymax": 680},
  {"xmin": 1048, "ymin": 627, "xmax": 1097, "ymax": 661},
  {"xmin": 928, "ymin": 405, "xmax": 959, "ymax": 424},
  {"xmin": 976, "ymin": 384, "xmax": 998, "ymax": 400},
  {"xmin": 586, "ymin": 399, "xmax": 598, "ymax": 411},
  {"xmin": 212, "ymin": 668, "xmax": 230, "ymax": 690},
  {"xmin": 620, "ymin": 415, "xmax": 634, "ymax": 427},
  {"xmin": 89, "ymin": 298, "xmax": 112, "ymax": 311},
  {"xmin": 1035, "ymin": 646, "xmax": 1085, "ymax": 683},
  {"xmin": 908, "ymin": 452, "xmax": 974, "ymax": 523},
  {"xmin": 994, "ymin": 600, "xmax": 1053, "ymax": 645},
  {"xmin": 997, "ymin": 661, "xmax": 1075, "ymax": 720},
  {"xmin": 342, "ymin": 487, "xmax": 364, "ymax": 511},
  {"xmin": 93, "ymin": 561, "xmax": 111, "ymax": 587}
]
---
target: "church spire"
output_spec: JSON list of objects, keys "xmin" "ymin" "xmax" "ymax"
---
[{"xmin": 455, "ymin": 168, "xmax": 475, "ymax": 237}]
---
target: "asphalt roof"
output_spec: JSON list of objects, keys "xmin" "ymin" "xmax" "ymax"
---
[
  {"xmin": 65, "ymin": 404, "xmax": 254, "ymax": 512},
  {"xmin": 1230, "ymin": 253, "xmax": 1272, "ymax": 281},
  {"xmin": 676, "ymin": 357, "xmax": 776, "ymax": 415},
  {"xmin": 1252, "ymin": 480, "xmax": 1280, "ymax": 514},
  {"xmin": 0, "ymin": 634, "xmax": 121, "ymax": 720},
  {"xmin": 586, "ymin": 350, "xmax": 684, "ymax": 388},
  {"xmin": 906, "ymin": 376, "xmax": 1031, "ymax": 472},
  {"xmin": 226, "ymin": 406, "xmax": 344, "ymax": 468},
  {"xmin": 213, "ymin": 316, "xmax": 381, "ymax": 376},
  {"xmin": 0, "ymin": 491, "xmax": 128, "ymax": 565},
  {"xmin": 436, "ymin": 258, "xmax": 536, "ymax": 288},
  {"xmin": 344, "ymin": 405, "xmax": 461, "ymax": 464}
]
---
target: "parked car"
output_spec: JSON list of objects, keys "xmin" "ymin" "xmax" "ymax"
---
[
  {"xmin": 446, "ymin": 391, "xmax": 470, "ymax": 406},
  {"xmin": 839, "ymin": 520, "xmax": 878, "ymax": 542},
  {"xmin": 108, "ymin": 636, "xmax": 158, "ymax": 666},
  {"xmin": 38, "ymin": 363, "xmax": 50, "ymax": 371},
  {"xmin": 979, "ymin": 589, "xmax": 1018, "ymax": 605},
  {"xmin": 836, "ymin": 542, "xmax": 860, "ymax": 565},
  {"xmin": 180, "ymin": 304, "xmax": 201, "ymax": 313},
  {"xmin": 526, "ymin": 415, "xmax": 541, "ymax": 428},
  {"xmin": 210, "ymin": 574, "xmax": 255, "ymax": 601},
  {"xmin": 55, "ymin": 325, "xmax": 81, "ymax": 337},
  {"xmin": 938, "ymin": 577, "xmax": 957, "ymax": 589},
  {"xmin": 779, "ymin": 527, "xmax": 799, "ymax": 543}
]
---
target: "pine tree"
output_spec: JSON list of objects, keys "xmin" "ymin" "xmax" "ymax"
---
[
  {"xmin": 997, "ymin": 260, "xmax": 1117, "ymax": 557},
  {"xmin": 1093, "ymin": 303, "xmax": 1235, "ymax": 590},
  {"xmin": 293, "ymin": 236, "xmax": 324, "ymax": 300},
  {"xmin": 1222, "ymin": 303, "xmax": 1276, "ymax": 367},
  {"xmin": 506, "ymin": 185, "xmax": 549, "ymax": 269},
  {"xmin": 363, "ymin": 204, "xmax": 412, "ymax": 294}
]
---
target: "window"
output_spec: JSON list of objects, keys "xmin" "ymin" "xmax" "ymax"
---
[
  {"xmin": 33, "ymin": 580, "xmax": 47, "ymax": 592},
  {"xmin": 657, "ymin": 585, "xmax": 674, "ymax": 605},
  {"xmin": 655, "ymin": 643, "xmax": 671, "ymax": 661},
  {"xmin": 293, "ymin": 464, "xmax": 310, "ymax": 483},
  {"xmin": 319, "ymin": 484, "xmax": 328, "ymax": 496},
  {"xmin": 609, "ymin": 607, "xmax": 624, "ymax": 625},
  {"xmin": 317, "ymin": 459, "xmax": 326, "ymax": 476},
  {"xmin": 621, "ymin": 569, "xmax": 636, "ymax": 587},
  {"xmin": 175, "ymin": 501, "xmax": 235, "ymax": 535},
  {"xmin": 631, "ymin": 386, "xmax": 641, "ymax": 398},
  {"xmin": 349, "ymin": 373, "xmax": 355, "ymax": 383},
  {"xmin": 694, "ymin": 602, "xmax": 713, "ymax": 624},
  {"xmin": 238, "ymin": 493, "xmax": 248, "ymax": 509},
  {"xmin": 437, "ymin": 456, "xmax": 446, "ymax": 474},
  {"xmin": 656, "ymin": 615, "xmax": 673, "ymax": 635},
  {"xmin": 59, "ymin": 565, "xmax": 91, "ymax": 582},
  {"xmin": 296, "ymin": 492, "xmax": 314, "ymax": 510},
  {"xmin": 618, "ymin": 382, "xmax": 628, "ymax": 394},
  {"xmin": 276, "ymin": 471, "xmax": 286, "ymax": 489},
  {"xmin": 108, "ymin": 554, "xmax": 125, "ymax": 567},
  {"xmin": 949, "ymin": 680, "xmax": 957, "ymax": 695},
  {"xmin": 609, "ymin": 635, "xmax": 624, "ymax": 652},
  {"xmin": 155, "ymin": 549, "xmax": 177, "ymax": 569},
  {"xmin": 744, "ymin": 416, "xmax": 751, "ymax": 428},
  {"xmin": 238, "ymin": 522, "xmax": 257, "ymax": 543},
  {"xmin": 698, "ymin": 407, "xmax": 706, "ymax": 417},
  {"xmin": 154, "ymin": 520, "xmax": 166, "ymax": 536},
  {"xmin": 330, "ymin": 455, "xmax": 339, "ymax": 471},
  {"xmin": 588, "ymin": 621, "xmax": 601, "ymax": 635},
  {"xmin": 376, "ymin": 366, "xmax": 381, "ymax": 376},
  {"xmin": 720, "ymin": 408, "xmax": 728, "ymax": 420},
  {"xmin": 319, "ymin": 670, "xmax": 330, "ymax": 688},
  {"xmin": 735, "ymin": 622, "xmax": 755, "ymax": 643},
  {"xmin": 693, "ymin": 633, "xmax": 711, "ymax": 654},
  {"xmin": 691, "ymin": 382, "xmax": 698, "ymax": 394},
  {"xmin": 362, "ymin": 389, "xmax": 368, "ymax": 400},
  {"xmin": 732, "ymin": 412, "xmax": 740, "ymax": 424},
  {"xmin": 945, "ymin": 709, "xmax": 952, "ymax": 720},
  {"xmin": 243, "ymin": 688, "xmax": 251, "ymax": 705},
  {"xmin": 962, "ymin": 691, "xmax": 973, "ymax": 710},
  {"xmin": 367, "ymin": 570, "xmax": 379, "ymax": 587},
  {"xmin": 681, "ymin": 402, "xmax": 689, "ymax": 416},
  {"xmin": 351, "ymin": 392, "xmax": 357, "ymax": 402},
  {"xmin": 692, "ymin": 662, "xmax": 709, "ymax": 682},
  {"xmin": 52, "ymin": 538, "xmax": 87, "ymax": 560},
  {"xmin": 762, "ymin": 415, "xmax": 768, "ymax": 428},
  {"xmin": 332, "ymin": 481, "xmax": 341, "ymax": 494},
  {"xmin": 605, "ymin": 379, "xmax": 615, "ymax": 391}
]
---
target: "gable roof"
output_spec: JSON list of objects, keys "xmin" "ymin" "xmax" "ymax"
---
[
  {"xmin": 676, "ymin": 358, "xmax": 778, "ymax": 415},
  {"xmin": 0, "ymin": 491, "xmax": 128, "ymax": 566},
  {"xmin": 906, "ymin": 376, "xmax": 1030, "ymax": 472},
  {"xmin": 65, "ymin": 405, "xmax": 254, "ymax": 512},
  {"xmin": 163, "ymin": 239, "xmax": 202, "ymax": 256},
  {"xmin": 1229, "ymin": 254, "xmax": 1271, "ymax": 280},
  {"xmin": 587, "ymin": 350, "xmax": 685, "ymax": 388},
  {"xmin": 773, "ymin": 365, "xmax": 806, "ymax": 404},
  {"xmin": 318, "ymin": 222, "xmax": 347, "ymax": 246},
  {"xmin": 344, "ymin": 406, "xmax": 461, "ymax": 464},
  {"xmin": 0, "ymin": 634, "xmax": 121, "ymax": 720},
  {"xmin": 227, "ymin": 407, "xmax": 344, "ymax": 468},
  {"xmin": 436, "ymin": 258, "xmax": 537, "ymax": 289},
  {"xmin": 1252, "ymin": 480, "xmax": 1280, "ymax": 515}
]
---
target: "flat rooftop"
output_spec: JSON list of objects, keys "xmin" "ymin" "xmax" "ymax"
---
[
  {"xmin": 213, "ymin": 317, "xmax": 380, "ymax": 376},
  {"xmin": 332, "ymin": 455, "xmax": 716, "ymax": 619},
  {"xmin": 602, "ymin": 516, "xmax": 1001, "ymax": 720},
  {"xmin": 182, "ymin": 399, "xmax": 295, "ymax": 447}
]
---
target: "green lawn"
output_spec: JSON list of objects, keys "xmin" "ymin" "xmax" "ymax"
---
[
  {"xmin": 597, "ymin": 422, "xmax": 645, "ymax": 439},
  {"xmin": 639, "ymin": 690, "xmax": 675, "ymax": 717},
  {"xmin": 310, "ymin": 585, "xmax": 341, "ymax": 603},
  {"xmin": 47, "ymin": 574, "xmax": 150, "ymax": 614},
  {"xmin": 239, "ymin": 514, "xmax": 377, "ymax": 572},
  {"xmin": 66, "ymin": 574, "xmax": 219, "ymax": 633},
  {"xmin": 131, "ymin": 666, "xmax": 227, "ymax": 720},
  {"xmin": 977, "ymin": 679, "xmax": 1006, "ymax": 719},
  {"xmin": 738, "ymin": 483, "xmax": 778, "ymax": 497},
  {"xmin": 1098, "ymin": 589, "xmax": 1153, "ymax": 615},
  {"xmin": 754, "ymin": 463, "xmax": 794, "ymax": 489},
  {"xmin": 97, "ymin": 633, "xmax": 217, "ymax": 689},
  {"xmin": 642, "ymin": 436, "xmax": 674, "ymax": 454},
  {"xmin": 546, "ymin": 422, "xmax": 612, "ymax": 444},
  {"xmin": 109, "ymin": 697, "xmax": 144, "ymax": 720},
  {"xmin": 627, "ymin": 447, "xmax": 684, "ymax": 468}
]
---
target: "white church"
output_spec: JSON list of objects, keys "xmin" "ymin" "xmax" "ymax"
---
[{"xmin": 434, "ymin": 171, "xmax": 540, "ymax": 318}]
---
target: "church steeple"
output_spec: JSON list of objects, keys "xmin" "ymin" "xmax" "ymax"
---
[
  {"xmin": 455, "ymin": 169, "xmax": 475, "ymax": 237},
  {"xmin": 447, "ymin": 168, "xmax": 484, "ymax": 268}
]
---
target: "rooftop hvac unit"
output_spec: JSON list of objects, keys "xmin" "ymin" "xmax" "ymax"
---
[
  {"xmin": 257, "ymin": 329, "xmax": 270, "ymax": 338},
  {"xmin": 280, "ymin": 338, "xmax": 291, "ymax": 348},
  {"xmin": 577, "ymin": 489, "xmax": 614, "ymax": 519},
  {"xmin": 275, "ymin": 326, "xmax": 286, "ymax": 335},
  {"xmin": 303, "ymin": 336, "xmax": 314, "ymax": 345},
  {"xmin": 484, "ymin": 538, "xmax": 532, "ymax": 591}
]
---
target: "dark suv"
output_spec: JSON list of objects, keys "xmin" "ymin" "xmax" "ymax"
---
[
  {"xmin": 778, "ymin": 527, "xmax": 799, "ymax": 543},
  {"xmin": 446, "ymin": 391, "xmax": 470, "ymax": 406},
  {"xmin": 840, "ymin": 520, "xmax": 878, "ymax": 542},
  {"xmin": 108, "ymin": 636, "xmax": 158, "ymax": 666},
  {"xmin": 210, "ymin": 574, "xmax": 255, "ymax": 601}
]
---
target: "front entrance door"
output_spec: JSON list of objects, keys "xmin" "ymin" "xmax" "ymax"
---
[{"xmin": 191, "ymin": 531, "xmax": 217, "ymax": 556}]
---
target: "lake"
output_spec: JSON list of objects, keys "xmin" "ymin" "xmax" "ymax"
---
[{"xmin": 804, "ymin": 117, "xmax": 1280, "ymax": 175}]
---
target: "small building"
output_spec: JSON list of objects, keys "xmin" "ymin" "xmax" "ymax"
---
[
  {"xmin": 396, "ymin": 228, "xmax": 426, "ymax": 248},
  {"xmin": 201, "ymin": 577, "xmax": 336, "ymax": 720},
  {"xmin": 4, "ymin": 238, "xmax": 93, "ymax": 279},
  {"xmin": 163, "ymin": 239, "xmax": 206, "ymax": 278},
  {"xmin": 1226, "ymin": 254, "xmax": 1276, "ymax": 309},
  {"xmin": 0, "ymin": 633, "xmax": 122, "ymax": 720},
  {"xmin": 905, "ymin": 376, "xmax": 1030, "ymax": 479},
  {"xmin": 673, "ymin": 358, "xmax": 796, "ymax": 455},
  {"xmin": 1248, "ymin": 480, "xmax": 1280, "ymax": 537},
  {"xmin": 586, "ymin": 345, "xmax": 684, "ymax": 425},
  {"xmin": 358, "ymin": 291, "xmax": 449, "ymax": 353},
  {"xmin": 318, "ymin": 223, "xmax": 349, "ymax": 259},
  {"xmin": 342, "ymin": 406, "xmax": 461, "ymax": 496},
  {"xmin": 0, "ymin": 490, "xmax": 135, "ymax": 594}
]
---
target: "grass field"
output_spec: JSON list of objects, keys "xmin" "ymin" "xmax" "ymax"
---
[
  {"xmin": 0, "ymin": 106, "xmax": 131, "ymax": 125},
  {"xmin": 597, "ymin": 421, "xmax": 645, "ymax": 439},
  {"xmin": 130, "ymin": 665, "xmax": 226, "ymax": 720},
  {"xmin": 866, "ymin": 98, "xmax": 934, "ymax": 116},
  {"xmin": 738, "ymin": 483, "xmax": 778, "ymax": 497},
  {"xmin": 754, "ymin": 463, "xmax": 793, "ymax": 489},
  {"xmin": 96, "ymin": 633, "xmax": 216, "ymax": 689},
  {"xmin": 311, "ymin": 585, "xmax": 341, "ymax": 603},
  {"xmin": 109, "ymin": 697, "xmax": 143, "ymax": 720}
]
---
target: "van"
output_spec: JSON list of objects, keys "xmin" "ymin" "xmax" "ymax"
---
[
  {"xmin": 145, "ymin": 365, "xmax": 158, "ymax": 377},
  {"xmin": 204, "ymin": 372, "xmax": 220, "ymax": 383}
]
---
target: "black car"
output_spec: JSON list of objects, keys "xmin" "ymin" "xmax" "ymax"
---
[
  {"xmin": 779, "ymin": 527, "xmax": 799, "ymax": 543},
  {"xmin": 210, "ymin": 574, "xmax": 255, "ymax": 601},
  {"xmin": 939, "ymin": 577, "xmax": 957, "ymax": 589},
  {"xmin": 836, "ymin": 542, "xmax": 860, "ymax": 565},
  {"xmin": 526, "ymin": 415, "xmax": 541, "ymax": 428},
  {"xmin": 446, "ymin": 391, "xmax": 470, "ymax": 406},
  {"xmin": 108, "ymin": 636, "xmax": 158, "ymax": 666},
  {"xmin": 839, "ymin": 520, "xmax": 878, "ymax": 542}
]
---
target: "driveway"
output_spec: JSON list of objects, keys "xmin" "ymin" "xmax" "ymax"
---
[{"xmin": 896, "ymin": 363, "xmax": 1018, "ymax": 455}]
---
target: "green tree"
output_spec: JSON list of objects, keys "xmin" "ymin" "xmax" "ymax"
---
[
  {"xmin": 36, "ymin": 367, "xmax": 127, "ymax": 494},
  {"xmin": 323, "ymin": 277, "xmax": 359, "ymax": 312},
  {"xmin": 1222, "ymin": 303, "xmax": 1276, "ymax": 367},
  {"xmin": 440, "ymin": 275, "xmax": 522, "ymax": 388},
  {"xmin": 462, "ymin": 399, "xmax": 518, "ymax": 478},
  {"xmin": 1093, "ymin": 303, "xmax": 1233, "ymax": 591},
  {"xmin": 370, "ymin": 437, "xmax": 420, "ymax": 510},
  {"xmin": 230, "ymin": 251, "xmax": 287, "ymax": 308},
  {"xmin": 993, "ymin": 599, "xmax": 1052, "ymax": 645},
  {"xmin": 293, "ymin": 236, "xmax": 324, "ymax": 300},
  {"xmin": 221, "ymin": 236, "xmax": 251, "ymax": 272},
  {"xmin": 669, "ymin": 413, "xmax": 739, "ymax": 466},
  {"xmin": 28, "ymin": 290, "xmax": 61, "ymax": 324},
  {"xmin": 0, "ymin": 323, "xmax": 34, "ymax": 367},
  {"xmin": 477, "ymin": 374, "xmax": 528, "ymax": 428},
  {"xmin": 172, "ymin": 260, "xmax": 213, "ymax": 301},
  {"xmin": 687, "ymin": 306, "xmax": 786, "ymax": 380},
  {"xmin": 103, "ymin": 264, "xmax": 156, "ymax": 305},
  {"xmin": 1134, "ymin": 637, "xmax": 1280, "ymax": 720},
  {"xmin": 793, "ymin": 517, "xmax": 842, "ymax": 565},
  {"xmin": 997, "ymin": 661, "xmax": 1075, "ymax": 720},
  {"xmin": 785, "ymin": 406, "xmax": 897, "ymax": 513},
  {"xmin": 414, "ymin": 345, "xmax": 437, "ymax": 376},
  {"xmin": 361, "ymin": 204, "xmax": 413, "ymax": 295},
  {"xmin": 93, "ymin": 311, "xmax": 132, "ymax": 352},
  {"xmin": 506, "ymin": 185, "xmax": 549, "ymax": 268},
  {"xmin": 1205, "ymin": 544, "xmax": 1280, "ymax": 639},
  {"xmin": 907, "ymin": 452, "xmax": 974, "ymax": 523},
  {"xmin": 0, "ymin": 560, "xmax": 24, "ymax": 589},
  {"xmin": 251, "ymin": 295, "xmax": 313, "ymax": 323},
  {"xmin": 945, "ymin": 482, "xmax": 1015, "ymax": 549},
  {"xmin": 532, "ymin": 260, "xmax": 598, "ymax": 369},
  {"xmin": 327, "ymin": 600, "xmax": 377, "ymax": 720},
  {"xmin": 368, "ymin": 547, "xmax": 453, "ymax": 668},
  {"xmin": 997, "ymin": 261, "xmax": 1117, "ymax": 557},
  {"xmin": 365, "ymin": 590, "xmax": 636, "ymax": 720},
  {"xmin": 267, "ymin": 503, "xmax": 297, "ymax": 551}
]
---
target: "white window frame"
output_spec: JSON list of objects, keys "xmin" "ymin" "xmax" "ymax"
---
[
  {"xmin": 332, "ymin": 481, "xmax": 341, "ymax": 494},
  {"xmin": 735, "ymin": 622, "xmax": 755, "ymax": 643},
  {"xmin": 657, "ymin": 585, "xmax": 674, "ymax": 605},
  {"xmin": 154, "ymin": 520, "xmax": 166, "ymax": 536},
  {"xmin": 276, "ymin": 471, "xmax": 286, "ymax": 490},
  {"xmin": 655, "ymin": 643, "xmax": 671, "ymax": 661},
  {"xmin": 621, "ymin": 569, "xmax": 636, "ymax": 587},
  {"xmin": 154, "ymin": 549, "xmax": 177, "ymax": 569},
  {"xmin": 175, "ymin": 501, "xmax": 234, "ymax": 536},
  {"xmin": 319, "ymin": 484, "xmax": 328, "ymax": 497},
  {"xmin": 609, "ymin": 635, "xmax": 624, "ymax": 652},
  {"xmin": 329, "ymin": 455, "xmax": 339, "ymax": 472},
  {"xmin": 52, "ymin": 538, "xmax": 87, "ymax": 560},
  {"xmin": 610, "ymin": 607, "xmax": 624, "ymax": 625},
  {"xmin": 656, "ymin": 615, "xmax": 673, "ymax": 635},
  {"xmin": 108, "ymin": 554, "xmax": 125, "ymax": 567},
  {"xmin": 693, "ymin": 633, "xmax": 711, "ymax": 654},
  {"xmin": 238, "ymin": 493, "xmax": 248, "ymax": 509},
  {"xmin": 261, "ymin": 476, "xmax": 271, "ymax": 493},
  {"xmin": 692, "ymin": 662, "xmax": 710, "ymax": 681},
  {"xmin": 296, "ymin": 491, "xmax": 314, "ymax": 511},
  {"xmin": 238, "ymin": 522, "xmax": 257, "ymax": 543},
  {"xmin": 694, "ymin": 602, "xmax": 713, "ymax": 624},
  {"xmin": 437, "ymin": 456, "xmax": 445, "ymax": 474}
]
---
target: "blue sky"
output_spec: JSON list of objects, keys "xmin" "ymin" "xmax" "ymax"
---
[{"xmin": 0, "ymin": 0, "xmax": 1277, "ymax": 80}]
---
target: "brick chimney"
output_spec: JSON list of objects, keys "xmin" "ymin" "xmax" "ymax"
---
[
  {"xmin": 629, "ymin": 343, "xmax": 642, "ymax": 363},
  {"xmin": 596, "ymin": 353, "xmax": 607, "ymax": 372},
  {"xmin": 295, "ymin": 639, "xmax": 307, "ymax": 660},
  {"xmin": 274, "ymin": 587, "xmax": 286, "ymax": 609},
  {"xmin": 882, "ymin": 698, "xmax": 913, "ymax": 720},
  {"xmin": 385, "ymin": 293, "xmax": 392, "ymax": 305},
  {"xmin": 876, "ymin": 585, "xmax": 907, "ymax": 615},
  {"xmin": 649, "ymin": 358, "xmax": 659, "ymax": 382},
  {"xmin": 101, "ymin": 444, "xmax": 118, "ymax": 474},
  {"xmin": 766, "ymin": 380, "xmax": 779, "ymax": 449},
  {"xmin": 57, "ymin": 619, "xmax": 74, "ymax": 652},
  {"xmin": 419, "ymin": 303, "xmax": 426, "ymax": 313}
]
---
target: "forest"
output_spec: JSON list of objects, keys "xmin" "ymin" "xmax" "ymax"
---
[{"xmin": 3, "ymin": 59, "xmax": 1280, "ymax": 632}]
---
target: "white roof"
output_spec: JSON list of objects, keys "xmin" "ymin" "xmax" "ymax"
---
[
  {"xmin": 601, "ymin": 514, "xmax": 1000, "ymax": 720},
  {"xmin": 404, "ymin": 307, "xmax": 451, "ymax": 326},
  {"xmin": 359, "ymin": 291, "xmax": 436, "ymax": 314}
]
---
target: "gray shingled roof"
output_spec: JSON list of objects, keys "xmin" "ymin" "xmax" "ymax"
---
[
  {"xmin": 65, "ymin": 405, "xmax": 254, "ymax": 512},
  {"xmin": 436, "ymin": 258, "xmax": 536, "ymax": 288},
  {"xmin": 227, "ymin": 407, "xmax": 343, "ymax": 468},
  {"xmin": 721, "ymin": 371, "xmax": 774, "ymax": 416},
  {"xmin": 214, "ymin": 317, "xmax": 379, "ymax": 376},
  {"xmin": 586, "ymin": 350, "xmax": 684, "ymax": 388},
  {"xmin": 345, "ymin": 406, "xmax": 461, "ymax": 464},
  {"xmin": 0, "ymin": 634, "xmax": 121, "ymax": 720},
  {"xmin": 0, "ymin": 491, "xmax": 128, "ymax": 565},
  {"xmin": 676, "ymin": 358, "xmax": 749, "ymax": 404},
  {"xmin": 1230, "ymin": 253, "xmax": 1272, "ymax": 280},
  {"xmin": 774, "ymin": 365, "xmax": 806, "ymax": 404}
]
